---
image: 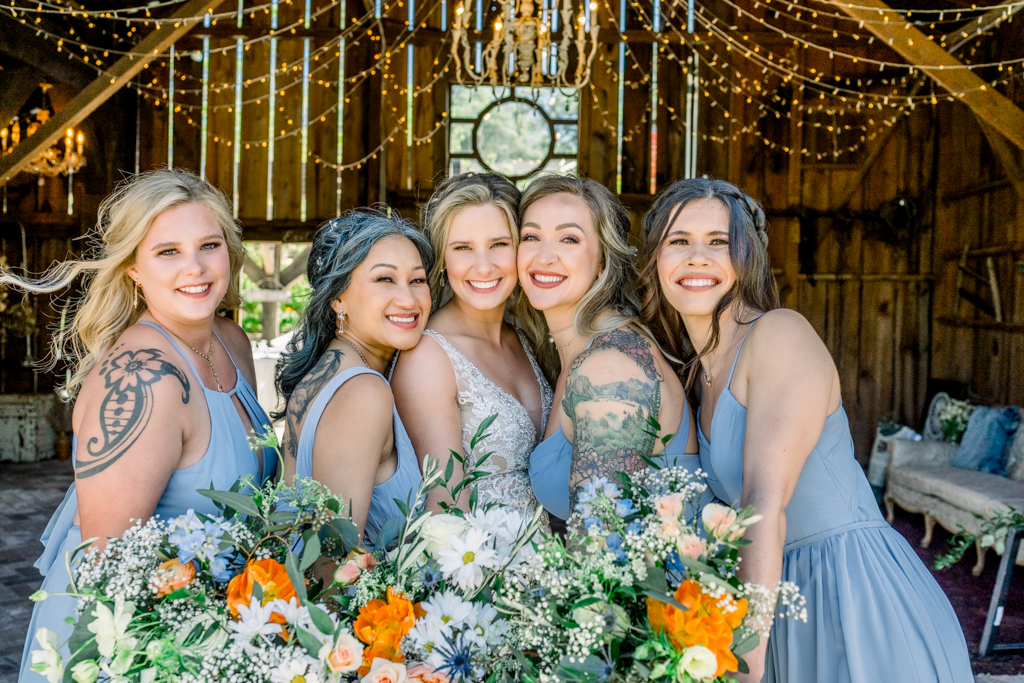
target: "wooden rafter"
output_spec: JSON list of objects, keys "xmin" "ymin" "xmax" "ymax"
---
[
  {"xmin": 0, "ymin": 0, "xmax": 227, "ymax": 184},
  {"xmin": 832, "ymin": 1, "xmax": 1024, "ymax": 209},
  {"xmin": 977, "ymin": 119, "xmax": 1024, "ymax": 200},
  {"xmin": 833, "ymin": 0, "xmax": 1024, "ymax": 151}
]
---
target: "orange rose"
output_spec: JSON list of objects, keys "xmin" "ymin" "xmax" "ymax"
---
[
  {"xmin": 353, "ymin": 587, "xmax": 425, "ymax": 675},
  {"xmin": 225, "ymin": 558, "xmax": 297, "ymax": 624},
  {"xmin": 647, "ymin": 579, "xmax": 748, "ymax": 678},
  {"xmin": 150, "ymin": 558, "xmax": 196, "ymax": 597}
]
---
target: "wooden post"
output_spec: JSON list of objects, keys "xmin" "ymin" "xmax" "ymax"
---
[
  {"xmin": 833, "ymin": 0, "xmax": 1024, "ymax": 151},
  {"xmin": 0, "ymin": 0, "xmax": 227, "ymax": 184},
  {"xmin": 783, "ymin": 60, "xmax": 803, "ymax": 309}
]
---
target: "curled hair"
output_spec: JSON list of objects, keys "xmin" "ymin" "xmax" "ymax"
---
[
  {"xmin": 422, "ymin": 172, "xmax": 555, "ymax": 382},
  {"xmin": 274, "ymin": 209, "xmax": 434, "ymax": 417},
  {"xmin": 639, "ymin": 177, "xmax": 779, "ymax": 389},
  {"xmin": 0, "ymin": 169, "xmax": 244, "ymax": 398},
  {"xmin": 519, "ymin": 173, "xmax": 640, "ymax": 340}
]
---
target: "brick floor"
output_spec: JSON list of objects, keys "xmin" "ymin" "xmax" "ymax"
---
[{"xmin": 0, "ymin": 460, "xmax": 73, "ymax": 682}]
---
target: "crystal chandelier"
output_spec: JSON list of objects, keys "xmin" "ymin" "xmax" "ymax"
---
[
  {"xmin": 451, "ymin": 0, "xmax": 600, "ymax": 90},
  {"xmin": 1, "ymin": 84, "xmax": 86, "ymax": 179}
]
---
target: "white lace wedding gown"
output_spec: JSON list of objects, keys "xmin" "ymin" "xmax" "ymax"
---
[{"xmin": 424, "ymin": 329, "xmax": 552, "ymax": 523}]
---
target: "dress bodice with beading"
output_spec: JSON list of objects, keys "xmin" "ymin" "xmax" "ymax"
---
[{"xmin": 424, "ymin": 329, "xmax": 552, "ymax": 519}]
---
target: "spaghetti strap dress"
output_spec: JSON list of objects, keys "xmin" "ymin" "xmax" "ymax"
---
[
  {"xmin": 528, "ymin": 341, "xmax": 704, "ymax": 521},
  {"xmin": 697, "ymin": 318, "xmax": 973, "ymax": 683},
  {"xmin": 19, "ymin": 321, "xmax": 277, "ymax": 683},
  {"xmin": 294, "ymin": 365, "xmax": 421, "ymax": 548}
]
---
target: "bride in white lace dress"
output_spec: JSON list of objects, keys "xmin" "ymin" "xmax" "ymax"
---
[{"xmin": 392, "ymin": 173, "xmax": 554, "ymax": 520}]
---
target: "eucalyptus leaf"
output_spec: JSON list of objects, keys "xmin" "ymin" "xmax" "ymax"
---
[
  {"xmin": 375, "ymin": 515, "xmax": 404, "ymax": 552},
  {"xmin": 444, "ymin": 456, "xmax": 455, "ymax": 483},
  {"xmin": 296, "ymin": 627, "xmax": 324, "ymax": 657},
  {"xmin": 198, "ymin": 489, "xmax": 263, "ymax": 519},
  {"xmin": 471, "ymin": 414, "xmax": 498, "ymax": 449},
  {"xmin": 285, "ymin": 551, "xmax": 308, "ymax": 602},
  {"xmin": 305, "ymin": 602, "xmax": 336, "ymax": 635},
  {"xmin": 643, "ymin": 589, "xmax": 689, "ymax": 612},
  {"xmin": 637, "ymin": 566, "xmax": 669, "ymax": 594},
  {"xmin": 300, "ymin": 531, "xmax": 322, "ymax": 571},
  {"xmin": 732, "ymin": 630, "xmax": 760, "ymax": 655}
]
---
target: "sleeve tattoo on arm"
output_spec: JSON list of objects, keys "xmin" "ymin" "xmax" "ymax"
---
[
  {"xmin": 563, "ymin": 329, "xmax": 662, "ymax": 511},
  {"xmin": 79, "ymin": 346, "xmax": 190, "ymax": 479},
  {"xmin": 283, "ymin": 349, "xmax": 345, "ymax": 459}
]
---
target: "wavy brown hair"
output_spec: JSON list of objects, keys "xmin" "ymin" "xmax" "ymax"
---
[
  {"xmin": 639, "ymin": 177, "xmax": 779, "ymax": 389},
  {"xmin": 519, "ymin": 173, "xmax": 640, "ymax": 343}
]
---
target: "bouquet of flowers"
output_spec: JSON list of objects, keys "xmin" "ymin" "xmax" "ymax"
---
[
  {"xmin": 28, "ymin": 429, "xmax": 365, "ymax": 683},
  {"xmin": 498, "ymin": 464, "xmax": 806, "ymax": 683},
  {"xmin": 937, "ymin": 399, "xmax": 974, "ymax": 444},
  {"xmin": 30, "ymin": 418, "xmax": 544, "ymax": 683},
  {"xmin": 331, "ymin": 415, "xmax": 546, "ymax": 683}
]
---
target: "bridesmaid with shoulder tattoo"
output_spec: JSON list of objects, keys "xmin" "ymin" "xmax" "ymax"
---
[
  {"xmin": 520, "ymin": 174, "xmax": 701, "ymax": 524},
  {"xmin": 10, "ymin": 170, "xmax": 277, "ymax": 683},
  {"xmin": 276, "ymin": 210, "xmax": 432, "ymax": 546}
]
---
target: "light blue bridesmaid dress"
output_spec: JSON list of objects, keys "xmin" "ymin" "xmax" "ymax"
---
[
  {"xmin": 20, "ymin": 321, "xmax": 277, "ymax": 683},
  {"xmin": 698, "ymin": 318, "xmax": 973, "ymax": 683},
  {"xmin": 294, "ymin": 365, "xmax": 421, "ymax": 547},
  {"xmin": 528, "ymin": 338, "xmax": 702, "ymax": 520}
]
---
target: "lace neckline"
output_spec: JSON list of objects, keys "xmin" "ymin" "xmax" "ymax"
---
[{"xmin": 424, "ymin": 328, "xmax": 550, "ymax": 438}]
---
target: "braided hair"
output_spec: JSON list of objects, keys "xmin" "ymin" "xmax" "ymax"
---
[
  {"xmin": 273, "ymin": 209, "xmax": 433, "ymax": 417},
  {"xmin": 638, "ymin": 177, "xmax": 779, "ymax": 389}
]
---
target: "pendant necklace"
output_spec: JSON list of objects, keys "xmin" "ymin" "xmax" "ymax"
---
[{"xmin": 184, "ymin": 336, "xmax": 224, "ymax": 392}]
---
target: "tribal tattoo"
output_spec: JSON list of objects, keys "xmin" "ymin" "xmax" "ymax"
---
[
  {"xmin": 79, "ymin": 346, "xmax": 190, "ymax": 479},
  {"xmin": 563, "ymin": 328, "xmax": 662, "ymax": 512},
  {"xmin": 283, "ymin": 349, "xmax": 345, "ymax": 460}
]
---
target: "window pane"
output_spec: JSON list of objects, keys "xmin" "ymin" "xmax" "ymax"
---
[
  {"xmin": 477, "ymin": 101, "xmax": 551, "ymax": 177},
  {"xmin": 553, "ymin": 123, "xmax": 578, "ymax": 155},
  {"xmin": 450, "ymin": 85, "xmax": 502, "ymax": 119},
  {"xmin": 450, "ymin": 122, "xmax": 475, "ymax": 154}
]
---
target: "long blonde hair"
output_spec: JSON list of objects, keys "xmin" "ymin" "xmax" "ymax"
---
[
  {"xmin": 422, "ymin": 172, "xmax": 556, "ymax": 383},
  {"xmin": 0, "ymin": 169, "xmax": 245, "ymax": 397},
  {"xmin": 519, "ymin": 174, "xmax": 640, "ymax": 340}
]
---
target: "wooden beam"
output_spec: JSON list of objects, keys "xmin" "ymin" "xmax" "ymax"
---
[
  {"xmin": 978, "ymin": 119, "xmax": 1024, "ymax": 200},
  {"xmin": 832, "ymin": 1, "xmax": 1024, "ymax": 209},
  {"xmin": 279, "ymin": 247, "xmax": 311, "ymax": 288},
  {"xmin": 783, "ymin": 51, "xmax": 803, "ymax": 309},
  {"xmin": 0, "ymin": 0, "xmax": 227, "ymax": 184},
  {"xmin": 834, "ymin": 0, "xmax": 1024, "ymax": 151},
  {"xmin": 0, "ymin": 14, "xmax": 96, "ymax": 89}
]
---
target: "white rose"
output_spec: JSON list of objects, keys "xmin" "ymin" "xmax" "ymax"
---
[
  {"xmin": 419, "ymin": 514, "xmax": 470, "ymax": 559},
  {"xmin": 677, "ymin": 645, "xmax": 718, "ymax": 681}
]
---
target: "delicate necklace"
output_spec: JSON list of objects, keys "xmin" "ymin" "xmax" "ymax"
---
[
  {"xmin": 184, "ymin": 336, "xmax": 224, "ymax": 392},
  {"xmin": 548, "ymin": 331, "xmax": 580, "ymax": 351},
  {"xmin": 337, "ymin": 336, "xmax": 370, "ymax": 368},
  {"xmin": 701, "ymin": 323, "xmax": 744, "ymax": 389}
]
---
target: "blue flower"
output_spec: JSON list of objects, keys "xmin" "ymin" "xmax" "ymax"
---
[
  {"xmin": 584, "ymin": 517, "xmax": 602, "ymax": 532},
  {"xmin": 604, "ymin": 533, "xmax": 627, "ymax": 564},
  {"xmin": 435, "ymin": 632, "xmax": 479, "ymax": 682},
  {"xmin": 615, "ymin": 499, "xmax": 635, "ymax": 517},
  {"xmin": 170, "ymin": 529, "xmax": 207, "ymax": 564},
  {"xmin": 418, "ymin": 560, "xmax": 443, "ymax": 591},
  {"xmin": 626, "ymin": 521, "xmax": 642, "ymax": 536},
  {"xmin": 209, "ymin": 555, "xmax": 233, "ymax": 583}
]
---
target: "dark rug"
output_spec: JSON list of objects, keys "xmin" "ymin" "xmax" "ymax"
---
[{"xmin": 891, "ymin": 506, "xmax": 1024, "ymax": 675}]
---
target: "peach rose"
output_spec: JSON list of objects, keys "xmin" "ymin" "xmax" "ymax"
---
[
  {"xmin": 701, "ymin": 503, "xmax": 738, "ymax": 538},
  {"xmin": 362, "ymin": 658, "xmax": 408, "ymax": 683},
  {"xmin": 676, "ymin": 533, "xmax": 706, "ymax": 560},
  {"xmin": 150, "ymin": 558, "xmax": 196, "ymax": 597},
  {"xmin": 335, "ymin": 561, "xmax": 363, "ymax": 586},
  {"xmin": 326, "ymin": 632, "xmax": 364, "ymax": 673},
  {"xmin": 351, "ymin": 550, "xmax": 378, "ymax": 571},
  {"xmin": 655, "ymin": 493, "xmax": 686, "ymax": 520},
  {"xmin": 658, "ymin": 517, "xmax": 684, "ymax": 541},
  {"xmin": 407, "ymin": 663, "xmax": 451, "ymax": 683}
]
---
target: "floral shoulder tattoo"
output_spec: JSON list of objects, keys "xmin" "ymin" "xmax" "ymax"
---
[
  {"xmin": 79, "ymin": 346, "xmax": 190, "ymax": 479},
  {"xmin": 562, "ymin": 328, "xmax": 663, "ymax": 513}
]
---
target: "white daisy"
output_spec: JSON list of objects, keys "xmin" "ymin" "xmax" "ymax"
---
[
  {"xmin": 420, "ymin": 590, "xmax": 474, "ymax": 630},
  {"xmin": 438, "ymin": 528, "xmax": 498, "ymax": 591},
  {"xmin": 228, "ymin": 596, "xmax": 283, "ymax": 644},
  {"xmin": 270, "ymin": 655, "xmax": 323, "ymax": 683}
]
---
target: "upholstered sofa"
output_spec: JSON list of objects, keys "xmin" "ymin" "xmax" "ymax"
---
[{"xmin": 885, "ymin": 433, "xmax": 1024, "ymax": 575}]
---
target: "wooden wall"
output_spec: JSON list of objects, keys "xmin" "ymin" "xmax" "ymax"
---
[{"xmin": 3, "ymin": 0, "xmax": 1024, "ymax": 465}]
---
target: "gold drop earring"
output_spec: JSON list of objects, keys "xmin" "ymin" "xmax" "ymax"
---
[
  {"xmin": 440, "ymin": 268, "xmax": 448, "ymax": 289},
  {"xmin": 336, "ymin": 309, "xmax": 346, "ymax": 336},
  {"xmin": 133, "ymin": 279, "xmax": 139, "ymax": 309}
]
